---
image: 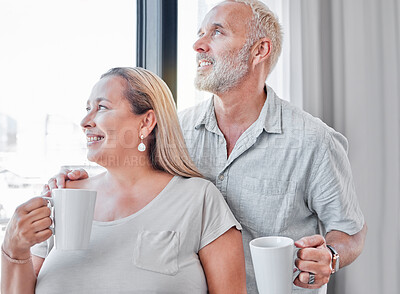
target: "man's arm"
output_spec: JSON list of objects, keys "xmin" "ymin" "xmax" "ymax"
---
[
  {"xmin": 46, "ymin": 168, "xmax": 89, "ymax": 189},
  {"xmin": 293, "ymin": 129, "xmax": 367, "ymax": 289},
  {"xmin": 325, "ymin": 223, "xmax": 367, "ymax": 268},
  {"xmin": 293, "ymin": 223, "xmax": 367, "ymax": 289}
]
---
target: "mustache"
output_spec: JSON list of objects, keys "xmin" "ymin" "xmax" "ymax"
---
[{"xmin": 196, "ymin": 53, "xmax": 215, "ymax": 63}]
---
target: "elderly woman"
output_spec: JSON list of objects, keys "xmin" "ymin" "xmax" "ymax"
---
[{"xmin": 1, "ymin": 67, "xmax": 246, "ymax": 294}]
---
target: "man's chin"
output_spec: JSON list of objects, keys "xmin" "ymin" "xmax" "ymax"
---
[
  {"xmin": 195, "ymin": 76, "xmax": 215, "ymax": 93},
  {"xmin": 195, "ymin": 79, "xmax": 234, "ymax": 95},
  {"xmin": 194, "ymin": 83, "xmax": 214, "ymax": 93}
]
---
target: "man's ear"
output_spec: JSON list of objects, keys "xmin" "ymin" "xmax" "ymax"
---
[
  {"xmin": 139, "ymin": 110, "xmax": 157, "ymax": 138},
  {"xmin": 251, "ymin": 37, "xmax": 271, "ymax": 66}
]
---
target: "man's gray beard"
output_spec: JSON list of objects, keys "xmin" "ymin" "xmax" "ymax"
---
[{"xmin": 194, "ymin": 42, "xmax": 251, "ymax": 94}]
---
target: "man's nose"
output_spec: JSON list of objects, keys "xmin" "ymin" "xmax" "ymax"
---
[{"xmin": 193, "ymin": 36, "xmax": 210, "ymax": 53}]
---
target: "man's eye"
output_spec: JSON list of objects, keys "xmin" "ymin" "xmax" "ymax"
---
[
  {"xmin": 214, "ymin": 29, "xmax": 221, "ymax": 35},
  {"xmin": 98, "ymin": 105, "xmax": 108, "ymax": 110},
  {"xmin": 86, "ymin": 107, "xmax": 91, "ymax": 112}
]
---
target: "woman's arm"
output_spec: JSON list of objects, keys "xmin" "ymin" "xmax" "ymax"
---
[
  {"xmin": 33, "ymin": 255, "xmax": 45, "ymax": 276},
  {"xmin": 1, "ymin": 254, "xmax": 37, "ymax": 294},
  {"xmin": 199, "ymin": 227, "xmax": 247, "ymax": 294},
  {"xmin": 1, "ymin": 196, "xmax": 52, "ymax": 294}
]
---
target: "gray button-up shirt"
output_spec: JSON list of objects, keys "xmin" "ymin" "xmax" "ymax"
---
[{"xmin": 178, "ymin": 86, "xmax": 364, "ymax": 294}]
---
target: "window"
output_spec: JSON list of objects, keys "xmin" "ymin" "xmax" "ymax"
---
[{"xmin": 0, "ymin": 0, "xmax": 136, "ymax": 246}]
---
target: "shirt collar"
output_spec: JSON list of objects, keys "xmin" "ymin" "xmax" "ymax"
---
[
  {"xmin": 259, "ymin": 85, "xmax": 282, "ymax": 134},
  {"xmin": 194, "ymin": 85, "xmax": 282, "ymax": 134},
  {"xmin": 194, "ymin": 96, "xmax": 218, "ymax": 131}
]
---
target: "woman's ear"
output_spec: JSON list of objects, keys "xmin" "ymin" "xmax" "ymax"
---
[
  {"xmin": 251, "ymin": 37, "xmax": 271, "ymax": 66},
  {"xmin": 139, "ymin": 110, "xmax": 157, "ymax": 138}
]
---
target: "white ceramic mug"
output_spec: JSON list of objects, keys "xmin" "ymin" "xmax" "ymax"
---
[
  {"xmin": 250, "ymin": 236, "xmax": 294, "ymax": 294},
  {"xmin": 43, "ymin": 189, "xmax": 97, "ymax": 250}
]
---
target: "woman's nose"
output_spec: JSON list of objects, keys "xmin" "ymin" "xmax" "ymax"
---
[{"xmin": 80, "ymin": 111, "xmax": 96, "ymax": 129}]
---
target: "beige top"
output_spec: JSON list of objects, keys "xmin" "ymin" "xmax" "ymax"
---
[{"xmin": 32, "ymin": 176, "xmax": 241, "ymax": 294}]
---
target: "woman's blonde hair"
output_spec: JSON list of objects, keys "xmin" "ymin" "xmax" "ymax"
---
[{"xmin": 101, "ymin": 67, "xmax": 202, "ymax": 178}]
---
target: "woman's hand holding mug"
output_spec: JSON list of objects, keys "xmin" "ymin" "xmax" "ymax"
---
[{"xmin": 2, "ymin": 192, "xmax": 52, "ymax": 261}]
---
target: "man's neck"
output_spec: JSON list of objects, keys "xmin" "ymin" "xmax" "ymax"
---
[{"xmin": 213, "ymin": 82, "xmax": 267, "ymax": 156}]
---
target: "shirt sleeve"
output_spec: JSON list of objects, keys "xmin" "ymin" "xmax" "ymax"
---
[
  {"xmin": 199, "ymin": 182, "xmax": 242, "ymax": 250},
  {"xmin": 307, "ymin": 130, "xmax": 365, "ymax": 235}
]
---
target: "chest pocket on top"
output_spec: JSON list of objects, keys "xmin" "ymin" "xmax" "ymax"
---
[
  {"xmin": 239, "ymin": 177, "xmax": 297, "ymax": 235},
  {"xmin": 133, "ymin": 230, "xmax": 179, "ymax": 275}
]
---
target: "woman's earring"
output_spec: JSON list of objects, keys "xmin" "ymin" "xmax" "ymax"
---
[{"xmin": 138, "ymin": 134, "xmax": 146, "ymax": 152}]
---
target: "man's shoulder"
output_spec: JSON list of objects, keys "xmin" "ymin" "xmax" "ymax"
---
[
  {"xmin": 278, "ymin": 97, "xmax": 348, "ymax": 150},
  {"xmin": 178, "ymin": 98, "xmax": 211, "ymax": 130}
]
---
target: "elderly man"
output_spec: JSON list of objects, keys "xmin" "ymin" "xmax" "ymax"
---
[{"xmin": 51, "ymin": 0, "xmax": 367, "ymax": 293}]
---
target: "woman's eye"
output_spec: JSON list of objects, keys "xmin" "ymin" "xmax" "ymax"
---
[
  {"xmin": 86, "ymin": 107, "xmax": 91, "ymax": 112},
  {"xmin": 98, "ymin": 105, "xmax": 108, "ymax": 110}
]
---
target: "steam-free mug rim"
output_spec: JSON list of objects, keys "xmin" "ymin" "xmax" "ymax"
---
[{"xmin": 250, "ymin": 236, "xmax": 294, "ymax": 249}]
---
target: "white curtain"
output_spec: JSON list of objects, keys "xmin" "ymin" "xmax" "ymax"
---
[{"xmin": 296, "ymin": 0, "xmax": 400, "ymax": 293}]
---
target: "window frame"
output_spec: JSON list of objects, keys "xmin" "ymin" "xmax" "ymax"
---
[{"xmin": 137, "ymin": 0, "xmax": 178, "ymax": 102}]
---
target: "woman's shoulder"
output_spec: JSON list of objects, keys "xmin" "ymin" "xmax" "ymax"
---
[
  {"xmin": 174, "ymin": 176, "xmax": 211, "ymax": 187},
  {"xmin": 173, "ymin": 176, "xmax": 221, "ymax": 197}
]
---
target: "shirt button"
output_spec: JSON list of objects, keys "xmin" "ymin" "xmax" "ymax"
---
[{"xmin": 218, "ymin": 174, "xmax": 224, "ymax": 181}]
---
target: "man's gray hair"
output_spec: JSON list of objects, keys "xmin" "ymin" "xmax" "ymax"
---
[{"xmin": 233, "ymin": 0, "xmax": 283, "ymax": 72}]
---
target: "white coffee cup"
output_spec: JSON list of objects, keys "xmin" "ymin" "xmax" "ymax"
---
[
  {"xmin": 43, "ymin": 189, "xmax": 97, "ymax": 250},
  {"xmin": 250, "ymin": 236, "xmax": 294, "ymax": 294}
]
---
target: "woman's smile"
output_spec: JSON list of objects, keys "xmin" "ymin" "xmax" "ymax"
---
[{"xmin": 86, "ymin": 133, "xmax": 105, "ymax": 146}]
